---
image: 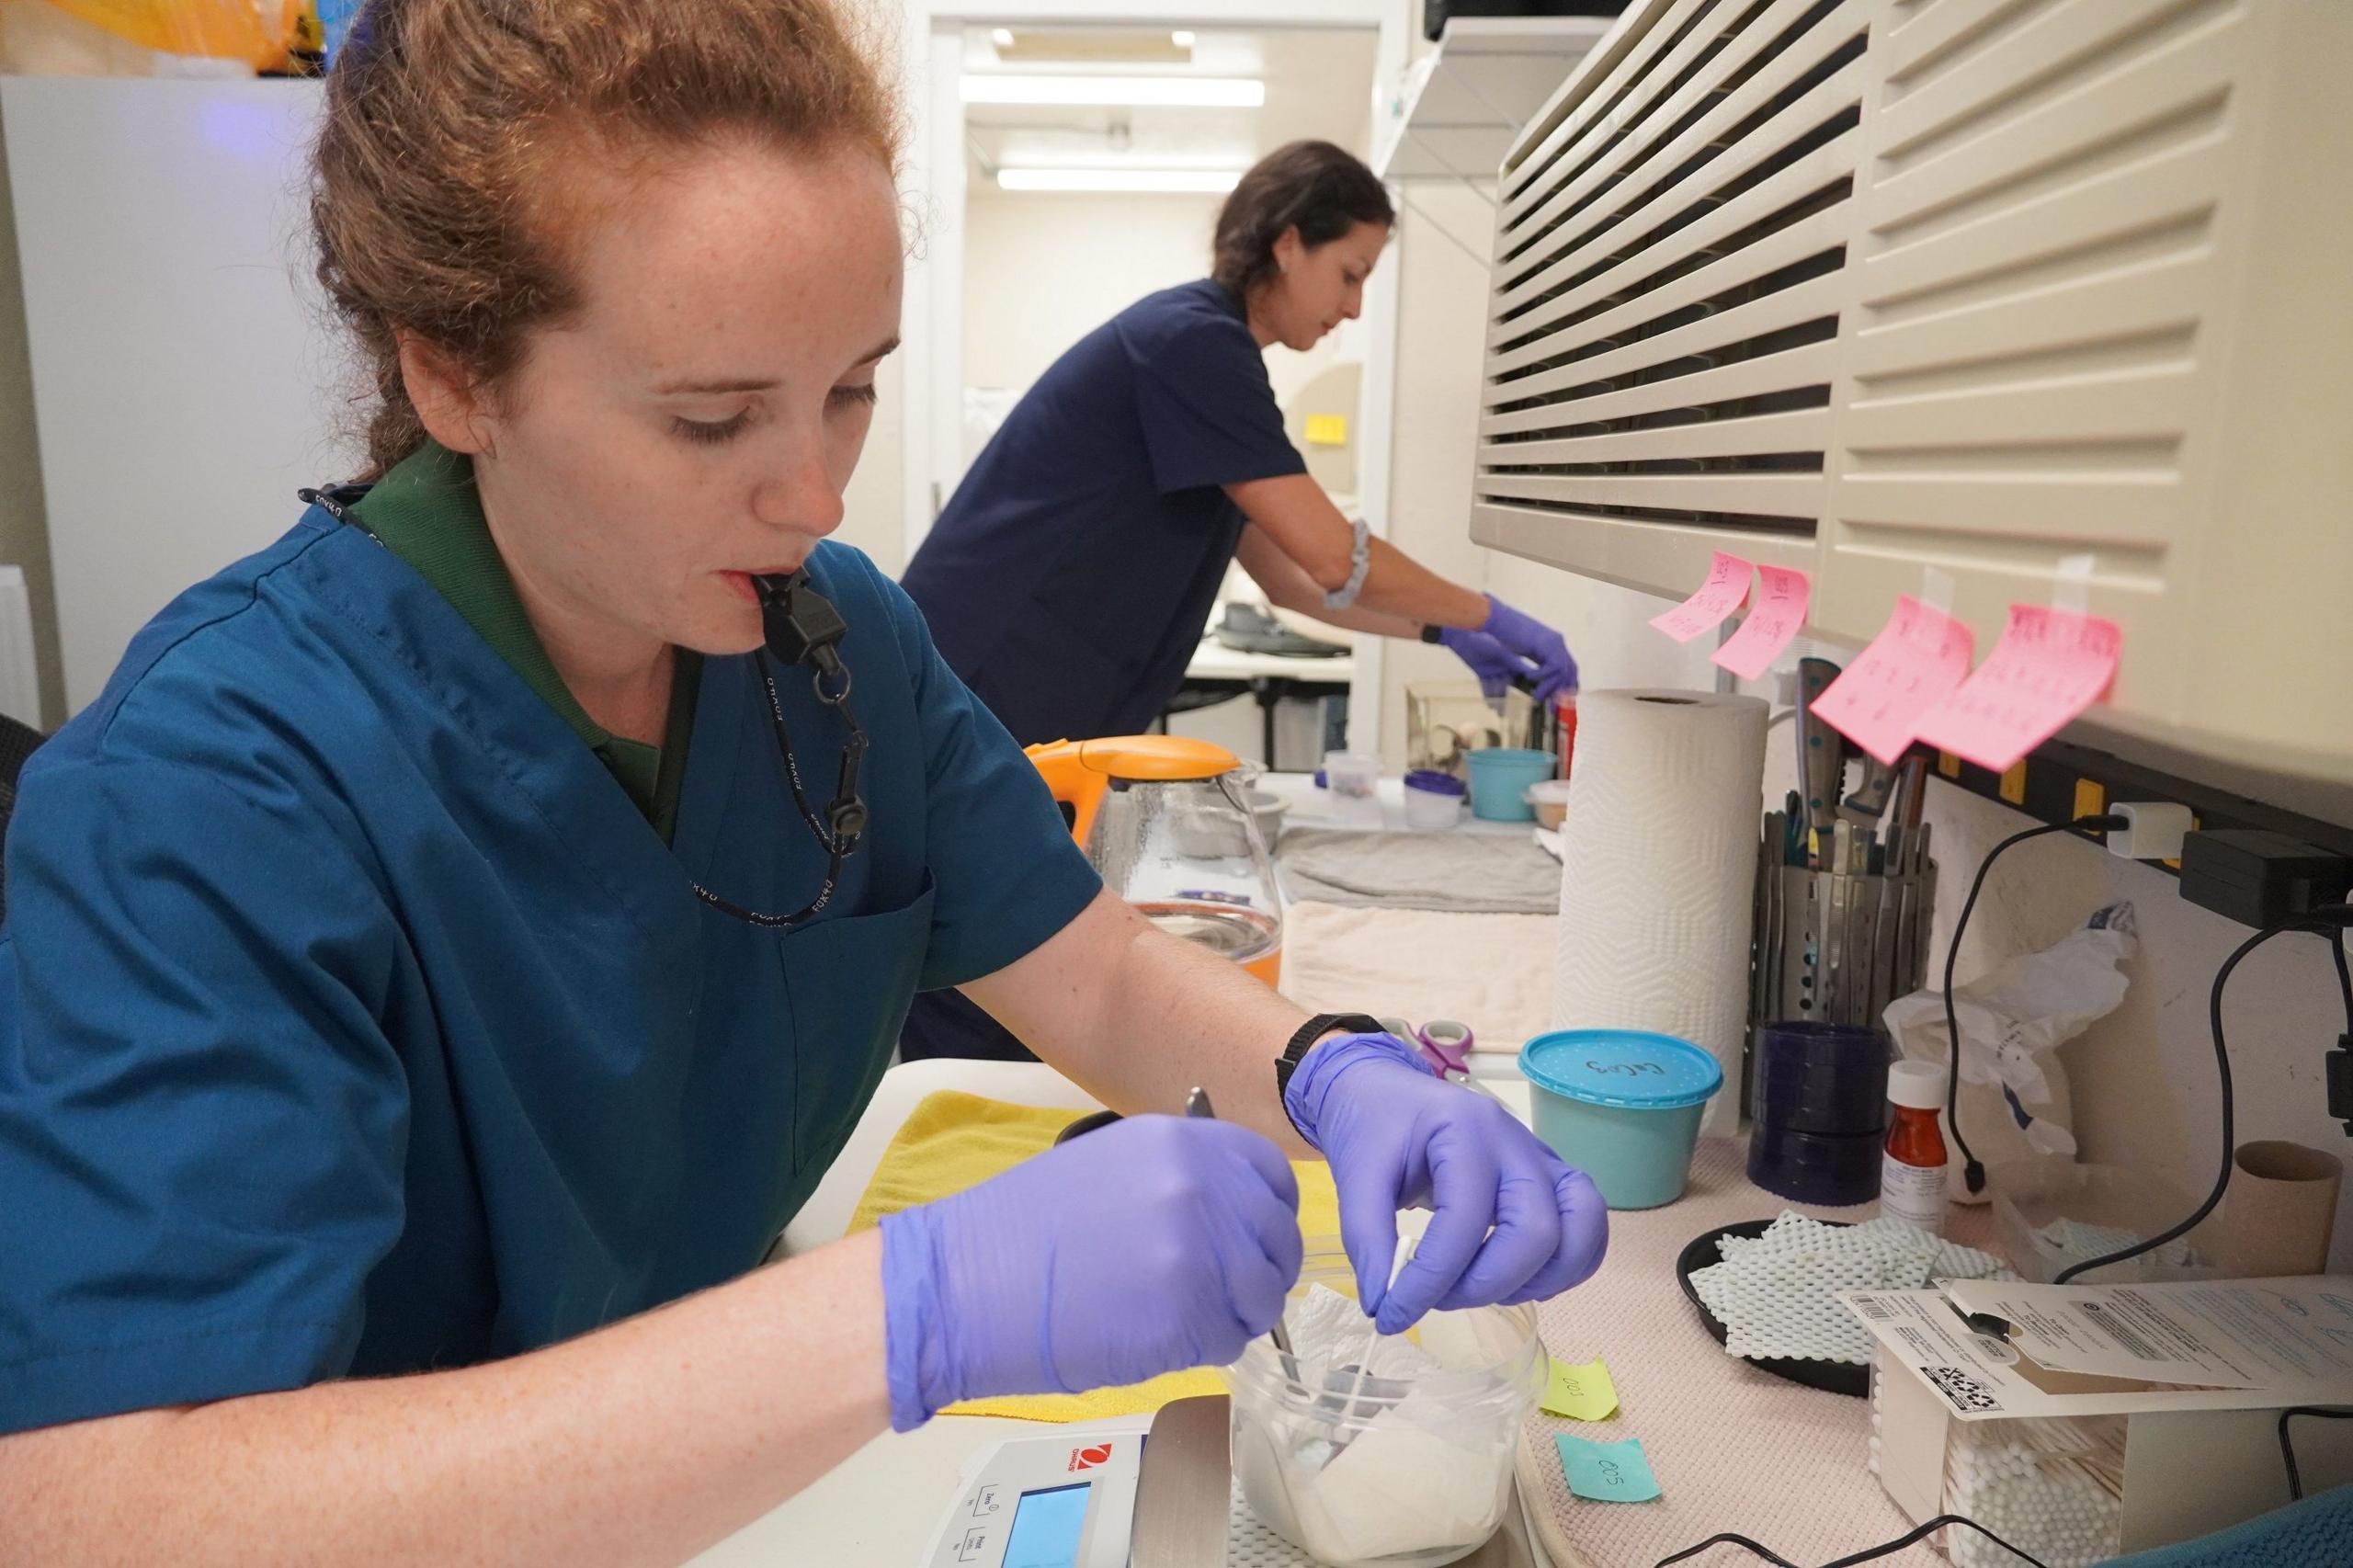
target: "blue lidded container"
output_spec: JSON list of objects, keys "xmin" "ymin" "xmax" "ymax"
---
[{"xmin": 1518, "ymin": 1029, "xmax": 1723, "ymax": 1209}]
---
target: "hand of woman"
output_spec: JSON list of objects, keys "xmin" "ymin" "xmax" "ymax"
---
[
  {"xmin": 1283, "ymin": 1032, "xmax": 1607, "ymax": 1334},
  {"xmin": 1438, "ymin": 597, "xmax": 1578, "ymax": 703},
  {"xmin": 877, "ymin": 1115, "xmax": 1302, "ymax": 1427}
]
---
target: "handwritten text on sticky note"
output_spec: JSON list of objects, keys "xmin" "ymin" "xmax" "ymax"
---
[
  {"xmin": 1555, "ymin": 1434, "xmax": 1662, "ymax": 1503},
  {"xmin": 1914, "ymin": 604, "xmax": 2120, "ymax": 772},
  {"xmin": 1811, "ymin": 595, "xmax": 1977, "ymax": 765},
  {"xmin": 1710, "ymin": 564, "xmax": 1811, "ymax": 681},
  {"xmin": 1541, "ymin": 1357, "xmax": 1619, "ymax": 1420},
  {"xmin": 1649, "ymin": 551, "xmax": 1752, "ymax": 642}
]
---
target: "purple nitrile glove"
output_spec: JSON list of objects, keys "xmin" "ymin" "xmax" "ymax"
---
[
  {"xmin": 1284, "ymin": 1032, "xmax": 1608, "ymax": 1335},
  {"xmin": 878, "ymin": 1115, "xmax": 1302, "ymax": 1430},
  {"xmin": 1438, "ymin": 596, "xmax": 1578, "ymax": 704}
]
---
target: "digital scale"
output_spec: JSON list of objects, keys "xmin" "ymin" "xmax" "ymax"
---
[
  {"xmin": 921, "ymin": 1395, "xmax": 1549, "ymax": 1568},
  {"xmin": 923, "ymin": 1397, "xmax": 1222, "ymax": 1568}
]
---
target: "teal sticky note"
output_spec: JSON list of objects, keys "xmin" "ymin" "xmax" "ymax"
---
[{"xmin": 1554, "ymin": 1433, "xmax": 1661, "ymax": 1503}]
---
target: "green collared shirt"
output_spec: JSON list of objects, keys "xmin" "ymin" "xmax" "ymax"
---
[{"xmin": 347, "ymin": 442, "xmax": 700, "ymax": 842}]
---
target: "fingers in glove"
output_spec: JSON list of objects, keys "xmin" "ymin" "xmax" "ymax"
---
[
  {"xmin": 1498, "ymin": 1165, "xmax": 1609, "ymax": 1304},
  {"xmin": 1432, "ymin": 1165, "xmax": 1560, "ymax": 1312},
  {"xmin": 1375, "ymin": 1132, "xmax": 1498, "ymax": 1334}
]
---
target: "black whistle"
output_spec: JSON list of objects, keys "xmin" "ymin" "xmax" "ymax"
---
[{"xmin": 753, "ymin": 571, "xmax": 849, "ymax": 670}]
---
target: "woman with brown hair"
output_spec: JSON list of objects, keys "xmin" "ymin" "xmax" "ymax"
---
[
  {"xmin": 0, "ymin": 4, "xmax": 1604, "ymax": 1557},
  {"xmin": 901, "ymin": 139, "xmax": 1578, "ymax": 752},
  {"xmin": 898, "ymin": 140, "xmax": 1578, "ymax": 1061}
]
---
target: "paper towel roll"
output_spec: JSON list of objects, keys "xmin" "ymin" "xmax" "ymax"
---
[{"xmin": 1552, "ymin": 689, "xmax": 1768, "ymax": 1138}]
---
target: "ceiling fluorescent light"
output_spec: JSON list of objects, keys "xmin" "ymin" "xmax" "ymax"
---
[
  {"xmin": 991, "ymin": 27, "xmax": 1014, "ymax": 48},
  {"xmin": 1170, "ymin": 29, "xmax": 1196, "ymax": 47},
  {"xmin": 996, "ymin": 167, "xmax": 1244, "ymax": 194},
  {"xmin": 961, "ymin": 74, "xmax": 1265, "ymax": 108}
]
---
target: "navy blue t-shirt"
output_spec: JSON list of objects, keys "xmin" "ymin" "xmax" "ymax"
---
[{"xmin": 902, "ymin": 278, "xmax": 1307, "ymax": 744}]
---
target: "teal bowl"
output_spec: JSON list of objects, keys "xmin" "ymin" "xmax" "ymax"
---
[
  {"xmin": 1518, "ymin": 1029, "xmax": 1724, "ymax": 1209},
  {"xmin": 1464, "ymin": 747, "xmax": 1555, "ymax": 821}
]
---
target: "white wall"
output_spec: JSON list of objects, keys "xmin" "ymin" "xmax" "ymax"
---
[
  {"xmin": 960, "ymin": 187, "xmax": 1354, "ymax": 476},
  {"xmin": 838, "ymin": 348, "xmax": 908, "ymax": 577},
  {"xmin": 1373, "ymin": 168, "xmax": 2353, "ymax": 1267},
  {"xmin": 963, "ymin": 190, "xmax": 1220, "ymax": 393}
]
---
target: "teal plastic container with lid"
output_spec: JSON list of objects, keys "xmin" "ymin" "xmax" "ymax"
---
[
  {"xmin": 1518, "ymin": 1029, "xmax": 1723, "ymax": 1209},
  {"xmin": 1464, "ymin": 747, "xmax": 1555, "ymax": 821}
]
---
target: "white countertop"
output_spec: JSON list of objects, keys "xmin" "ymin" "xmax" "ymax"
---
[{"xmin": 1181, "ymin": 639, "xmax": 1355, "ymax": 684}]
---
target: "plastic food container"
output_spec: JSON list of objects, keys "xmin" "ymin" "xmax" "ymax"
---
[
  {"xmin": 1324, "ymin": 750, "xmax": 1381, "ymax": 801},
  {"xmin": 1523, "ymin": 778, "xmax": 1573, "ymax": 830},
  {"xmin": 1518, "ymin": 1029, "xmax": 1723, "ymax": 1209},
  {"xmin": 1464, "ymin": 747, "xmax": 1554, "ymax": 821},
  {"xmin": 1403, "ymin": 768, "xmax": 1465, "ymax": 829},
  {"xmin": 1223, "ymin": 1244, "xmax": 1544, "ymax": 1568}
]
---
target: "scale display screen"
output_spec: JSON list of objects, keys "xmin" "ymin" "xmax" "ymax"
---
[{"xmin": 1000, "ymin": 1481, "xmax": 1092, "ymax": 1568}]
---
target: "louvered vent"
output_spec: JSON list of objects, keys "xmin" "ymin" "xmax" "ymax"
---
[
  {"xmin": 1818, "ymin": 0, "xmax": 2241, "ymax": 608},
  {"xmin": 1478, "ymin": 0, "xmax": 1873, "ymax": 550},
  {"xmin": 1465, "ymin": 0, "xmax": 2353, "ymax": 780}
]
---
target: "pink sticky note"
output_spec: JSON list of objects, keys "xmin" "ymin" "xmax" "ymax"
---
[
  {"xmin": 1811, "ymin": 595, "xmax": 1977, "ymax": 765},
  {"xmin": 1710, "ymin": 564, "xmax": 1811, "ymax": 681},
  {"xmin": 1914, "ymin": 605, "xmax": 2122, "ymax": 771},
  {"xmin": 1649, "ymin": 551, "xmax": 1752, "ymax": 642}
]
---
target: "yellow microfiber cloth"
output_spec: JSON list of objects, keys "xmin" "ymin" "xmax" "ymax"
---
[{"xmin": 847, "ymin": 1089, "xmax": 1340, "ymax": 1423}]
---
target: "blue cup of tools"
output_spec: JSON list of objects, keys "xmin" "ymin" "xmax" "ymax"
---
[
  {"xmin": 1518, "ymin": 1029, "xmax": 1723, "ymax": 1209},
  {"xmin": 1464, "ymin": 747, "xmax": 1555, "ymax": 822},
  {"xmin": 1746, "ymin": 1021, "xmax": 1889, "ymax": 1206}
]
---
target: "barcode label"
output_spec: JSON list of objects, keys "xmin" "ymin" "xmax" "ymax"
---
[
  {"xmin": 1857, "ymin": 1295, "xmax": 1895, "ymax": 1321},
  {"xmin": 1923, "ymin": 1365, "xmax": 2002, "ymax": 1414},
  {"xmin": 2077, "ymin": 1301, "xmax": 2165, "ymax": 1361}
]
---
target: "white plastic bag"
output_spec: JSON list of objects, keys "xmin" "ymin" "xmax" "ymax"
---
[{"xmin": 1881, "ymin": 903, "xmax": 2137, "ymax": 1204}]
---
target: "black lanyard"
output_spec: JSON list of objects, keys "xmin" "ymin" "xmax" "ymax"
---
[
  {"xmin": 690, "ymin": 641, "xmax": 867, "ymax": 929},
  {"xmin": 688, "ymin": 571, "xmax": 868, "ymax": 930}
]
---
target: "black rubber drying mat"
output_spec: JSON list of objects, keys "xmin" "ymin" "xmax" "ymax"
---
[{"xmin": 1674, "ymin": 1218, "xmax": 1870, "ymax": 1399}]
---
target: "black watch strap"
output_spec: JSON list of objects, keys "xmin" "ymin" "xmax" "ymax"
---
[
  {"xmin": 1419, "ymin": 622, "xmax": 1444, "ymax": 644},
  {"xmin": 1274, "ymin": 1012, "xmax": 1387, "ymax": 1107}
]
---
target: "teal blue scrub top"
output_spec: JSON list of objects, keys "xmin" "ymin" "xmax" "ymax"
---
[{"xmin": 0, "ymin": 501, "xmax": 1100, "ymax": 1437}]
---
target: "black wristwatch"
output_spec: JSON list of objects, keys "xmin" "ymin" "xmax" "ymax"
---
[
  {"xmin": 1418, "ymin": 622, "xmax": 1444, "ymax": 644},
  {"xmin": 1275, "ymin": 1012, "xmax": 1386, "ymax": 1134}
]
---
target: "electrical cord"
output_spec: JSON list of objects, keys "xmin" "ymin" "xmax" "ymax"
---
[
  {"xmin": 2331, "ymin": 925, "xmax": 2352, "ymax": 1033},
  {"xmin": 1654, "ymin": 1513, "xmax": 2052, "ymax": 1568},
  {"xmin": 2055, "ymin": 902, "xmax": 2353, "ymax": 1284},
  {"xmin": 1942, "ymin": 814, "xmax": 2126, "ymax": 1196},
  {"xmin": 2279, "ymin": 1404, "xmax": 2353, "ymax": 1501}
]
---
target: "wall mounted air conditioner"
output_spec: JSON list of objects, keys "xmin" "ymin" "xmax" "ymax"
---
[{"xmin": 1474, "ymin": 0, "xmax": 2353, "ymax": 784}]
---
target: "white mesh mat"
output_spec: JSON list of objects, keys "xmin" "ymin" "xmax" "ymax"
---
[{"xmin": 1694, "ymin": 1211, "xmax": 2012, "ymax": 1363}]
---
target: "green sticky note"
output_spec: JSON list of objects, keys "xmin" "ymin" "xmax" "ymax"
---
[
  {"xmin": 1540, "ymin": 1356, "xmax": 1619, "ymax": 1420},
  {"xmin": 1554, "ymin": 1434, "xmax": 1661, "ymax": 1503}
]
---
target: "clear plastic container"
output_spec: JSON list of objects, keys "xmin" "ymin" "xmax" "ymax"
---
[
  {"xmin": 1222, "ymin": 1245, "xmax": 1544, "ymax": 1568},
  {"xmin": 1324, "ymin": 750, "xmax": 1381, "ymax": 801},
  {"xmin": 1523, "ymin": 778, "xmax": 1573, "ymax": 830},
  {"xmin": 1989, "ymin": 1161, "xmax": 2214, "ymax": 1284},
  {"xmin": 1403, "ymin": 769, "xmax": 1465, "ymax": 829}
]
